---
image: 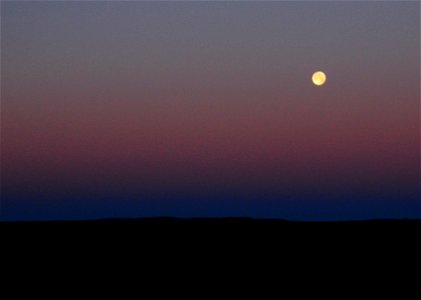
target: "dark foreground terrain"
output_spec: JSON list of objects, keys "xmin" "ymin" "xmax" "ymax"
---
[
  {"xmin": 3, "ymin": 218, "xmax": 420, "ymax": 260},
  {"xmin": 2, "ymin": 218, "xmax": 420, "ymax": 291},
  {"xmin": 2, "ymin": 217, "xmax": 421, "ymax": 225},
  {"xmin": 3, "ymin": 217, "xmax": 420, "ymax": 250},
  {"xmin": 3, "ymin": 217, "xmax": 420, "ymax": 235},
  {"xmin": 2, "ymin": 217, "xmax": 419, "ymax": 242},
  {"xmin": 3, "ymin": 217, "xmax": 420, "ymax": 225}
]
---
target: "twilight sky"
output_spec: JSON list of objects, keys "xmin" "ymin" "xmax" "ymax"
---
[{"xmin": 1, "ymin": 1, "xmax": 420, "ymax": 221}]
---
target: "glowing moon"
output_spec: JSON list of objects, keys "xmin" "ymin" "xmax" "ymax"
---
[{"xmin": 312, "ymin": 71, "xmax": 327, "ymax": 86}]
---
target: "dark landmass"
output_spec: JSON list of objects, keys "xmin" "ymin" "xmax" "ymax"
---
[
  {"xmin": 2, "ymin": 217, "xmax": 420, "ymax": 227},
  {"xmin": 2, "ymin": 217, "xmax": 420, "ymax": 244},
  {"xmin": 2, "ymin": 218, "xmax": 420, "ymax": 253}
]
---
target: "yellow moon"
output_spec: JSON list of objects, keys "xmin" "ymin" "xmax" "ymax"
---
[{"xmin": 312, "ymin": 71, "xmax": 326, "ymax": 86}]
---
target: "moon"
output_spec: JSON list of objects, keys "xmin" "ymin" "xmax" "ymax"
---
[{"xmin": 312, "ymin": 71, "xmax": 327, "ymax": 86}]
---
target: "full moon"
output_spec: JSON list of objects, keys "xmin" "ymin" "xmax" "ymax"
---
[{"xmin": 312, "ymin": 71, "xmax": 327, "ymax": 86}]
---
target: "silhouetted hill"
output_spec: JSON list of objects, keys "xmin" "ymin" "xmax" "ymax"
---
[
  {"xmin": 2, "ymin": 216, "xmax": 421, "ymax": 225},
  {"xmin": 2, "ymin": 218, "xmax": 420, "ymax": 257}
]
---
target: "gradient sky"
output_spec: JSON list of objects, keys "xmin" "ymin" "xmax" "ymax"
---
[{"xmin": 1, "ymin": 1, "xmax": 420, "ymax": 221}]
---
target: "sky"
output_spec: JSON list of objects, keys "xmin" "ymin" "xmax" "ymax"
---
[{"xmin": 1, "ymin": 1, "xmax": 420, "ymax": 221}]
